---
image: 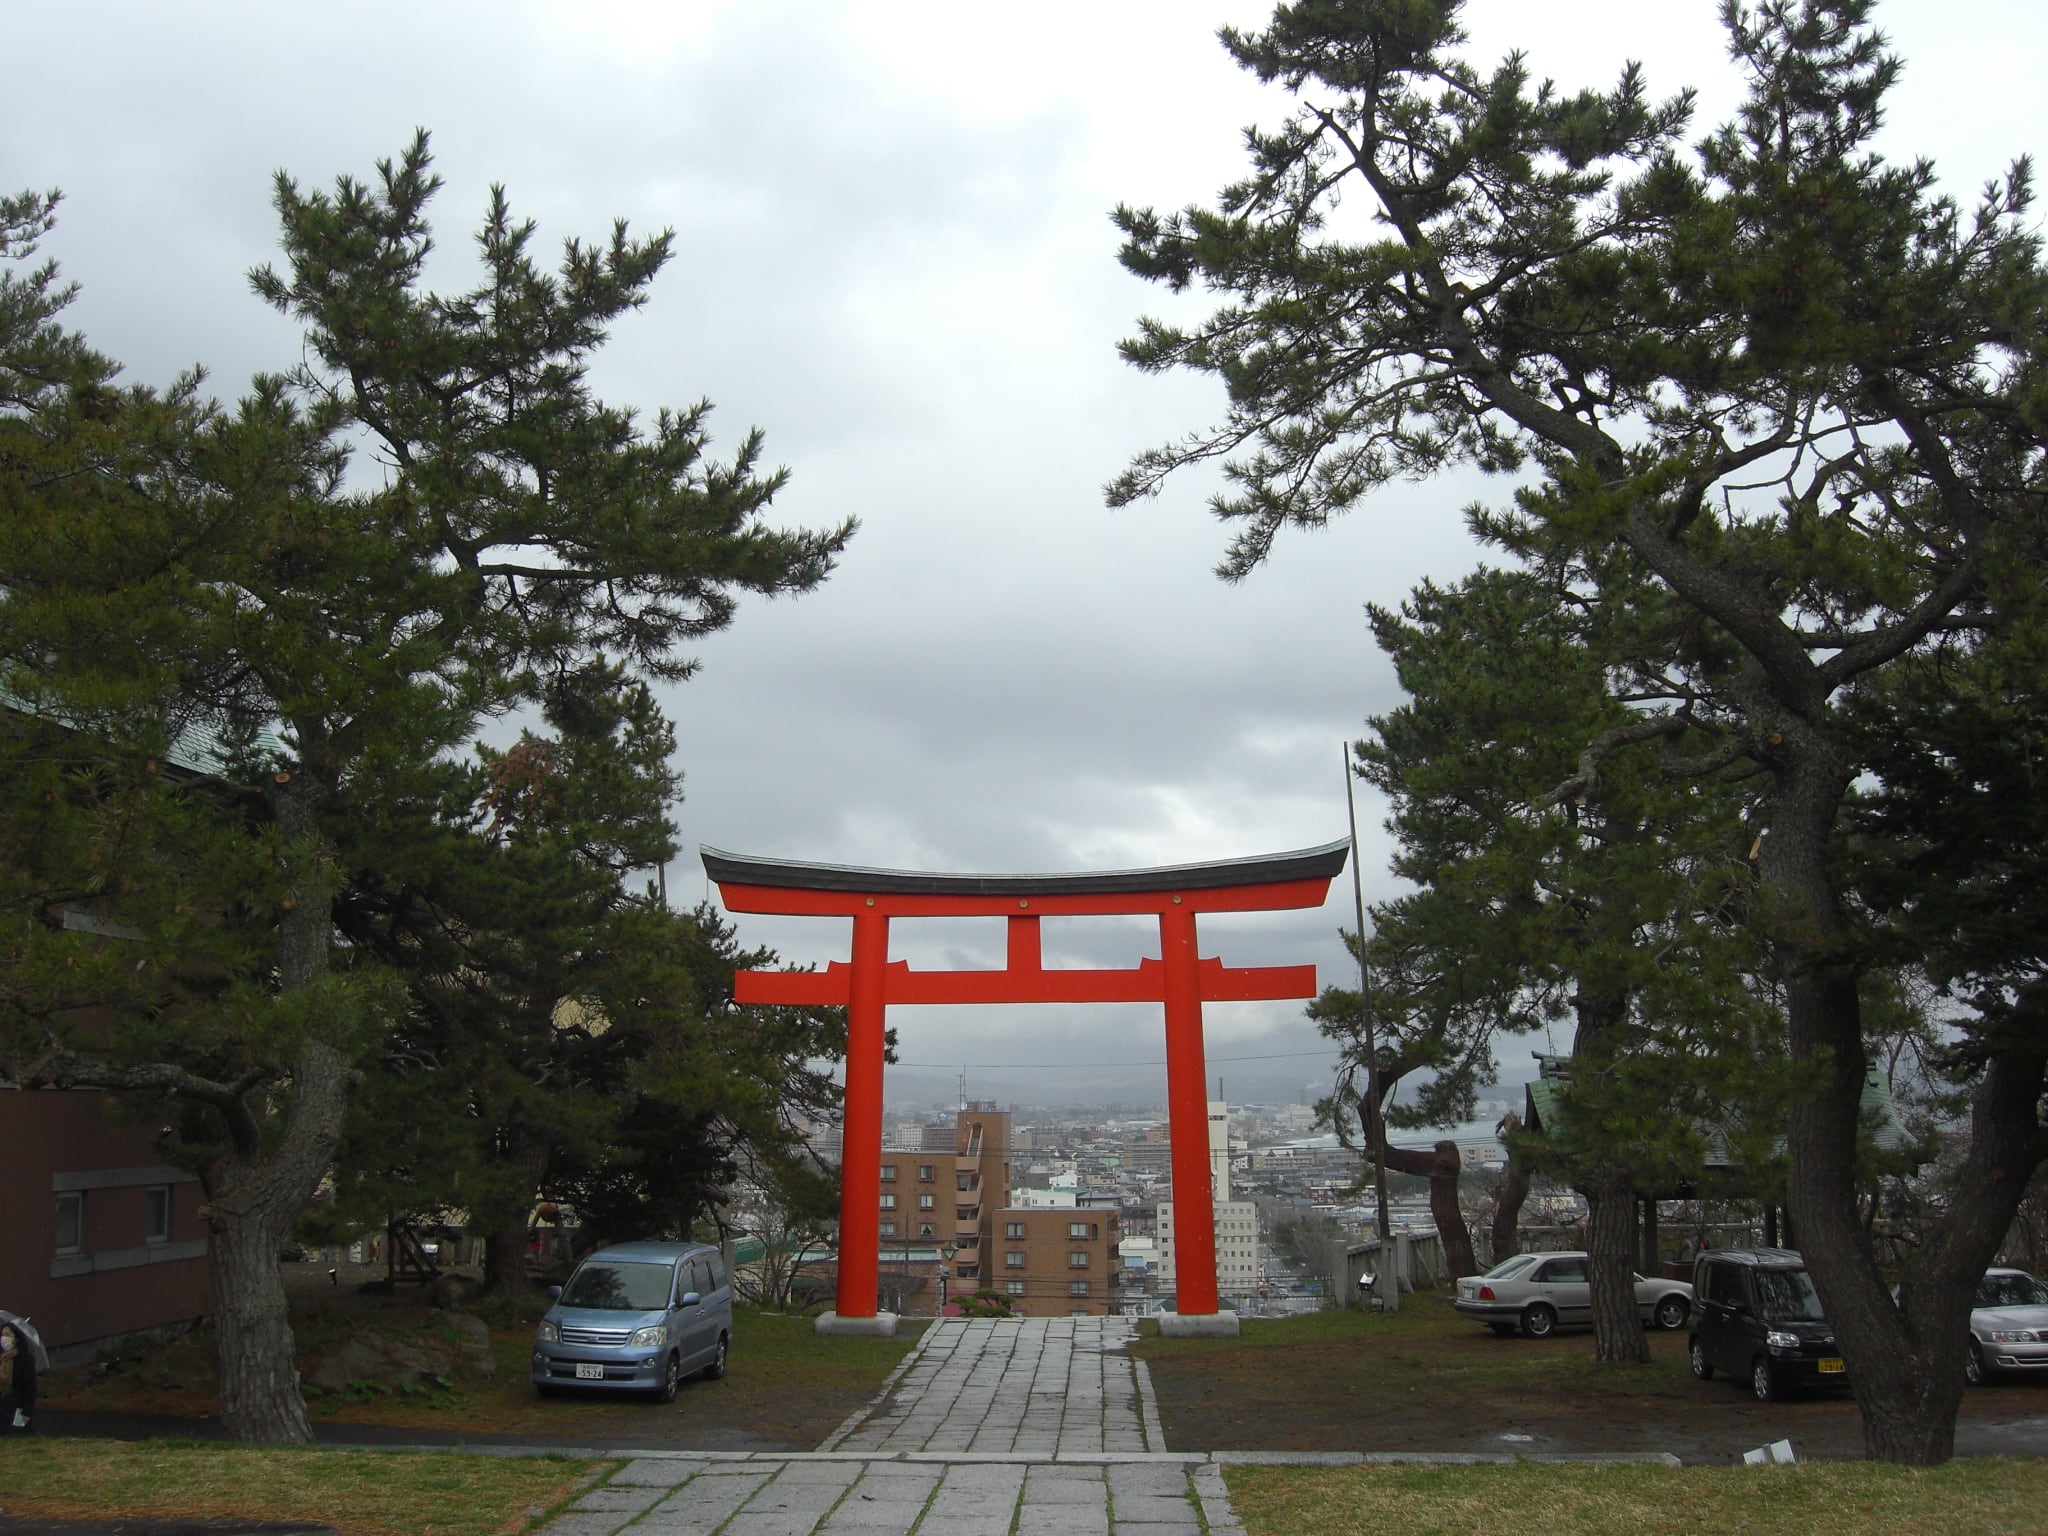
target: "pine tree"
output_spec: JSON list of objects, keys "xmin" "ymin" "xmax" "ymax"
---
[
  {"xmin": 1331, "ymin": 560, "xmax": 1774, "ymax": 1361},
  {"xmin": 1, "ymin": 136, "xmax": 851, "ymax": 1443},
  {"xmin": 1111, "ymin": 0, "xmax": 2046, "ymax": 1460}
]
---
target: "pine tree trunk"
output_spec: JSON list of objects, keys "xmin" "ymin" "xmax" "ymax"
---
[
  {"xmin": 1765, "ymin": 750, "xmax": 2045, "ymax": 1463},
  {"xmin": 1584, "ymin": 1172, "xmax": 1648, "ymax": 1364},
  {"xmin": 208, "ymin": 1036, "xmax": 354, "ymax": 1443},
  {"xmin": 484, "ymin": 1225, "xmax": 530, "ymax": 1296},
  {"xmin": 1355, "ymin": 1102, "xmax": 1478, "ymax": 1276},
  {"xmin": 209, "ymin": 1181, "xmax": 311, "ymax": 1444},
  {"xmin": 1491, "ymin": 1148, "xmax": 1532, "ymax": 1265},
  {"xmin": 203, "ymin": 775, "xmax": 356, "ymax": 1445},
  {"xmin": 1424, "ymin": 1143, "xmax": 1478, "ymax": 1278},
  {"xmin": 479, "ymin": 1138, "xmax": 551, "ymax": 1295}
]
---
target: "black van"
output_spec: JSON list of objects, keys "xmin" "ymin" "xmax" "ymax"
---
[{"xmin": 1688, "ymin": 1248, "xmax": 1848, "ymax": 1401}]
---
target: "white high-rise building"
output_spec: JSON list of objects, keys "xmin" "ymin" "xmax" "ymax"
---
[{"xmin": 1159, "ymin": 1100, "xmax": 1260, "ymax": 1305}]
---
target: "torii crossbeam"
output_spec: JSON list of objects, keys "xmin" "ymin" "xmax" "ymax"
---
[{"xmin": 704, "ymin": 839, "xmax": 1347, "ymax": 1335}]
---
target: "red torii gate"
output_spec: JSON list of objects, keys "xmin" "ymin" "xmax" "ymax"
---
[{"xmin": 703, "ymin": 839, "xmax": 1347, "ymax": 1336}]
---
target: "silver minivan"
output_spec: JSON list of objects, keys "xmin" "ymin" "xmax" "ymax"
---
[{"xmin": 531, "ymin": 1241, "xmax": 732, "ymax": 1401}]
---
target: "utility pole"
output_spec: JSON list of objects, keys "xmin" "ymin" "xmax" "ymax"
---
[{"xmin": 1343, "ymin": 743, "xmax": 1395, "ymax": 1276}]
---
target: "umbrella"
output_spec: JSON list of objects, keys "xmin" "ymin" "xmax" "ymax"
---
[{"xmin": 0, "ymin": 1309, "xmax": 49, "ymax": 1371}]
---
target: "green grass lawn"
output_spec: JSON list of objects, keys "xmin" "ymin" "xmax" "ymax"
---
[
  {"xmin": 1226, "ymin": 1459, "xmax": 2048, "ymax": 1536},
  {"xmin": 6, "ymin": 1438, "xmax": 2045, "ymax": 1536},
  {"xmin": 0, "ymin": 1438, "xmax": 599, "ymax": 1536}
]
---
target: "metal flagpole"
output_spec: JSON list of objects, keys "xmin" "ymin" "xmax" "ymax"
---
[{"xmin": 1343, "ymin": 742, "xmax": 1396, "ymax": 1303}]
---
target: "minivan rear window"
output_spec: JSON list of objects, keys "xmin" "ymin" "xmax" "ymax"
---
[{"xmin": 561, "ymin": 1260, "xmax": 673, "ymax": 1311}]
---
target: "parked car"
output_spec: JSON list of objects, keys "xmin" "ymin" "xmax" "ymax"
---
[
  {"xmin": 1965, "ymin": 1268, "xmax": 2048, "ymax": 1385},
  {"xmin": 1688, "ymin": 1247, "xmax": 1847, "ymax": 1401},
  {"xmin": 1451, "ymin": 1250, "xmax": 1694, "ymax": 1337},
  {"xmin": 531, "ymin": 1241, "xmax": 732, "ymax": 1401}
]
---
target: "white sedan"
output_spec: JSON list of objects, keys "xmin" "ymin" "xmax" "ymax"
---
[
  {"xmin": 1966, "ymin": 1268, "xmax": 2048, "ymax": 1385},
  {"xmin": 1452, "ymin": 1250, "xmax": 1694, "ymax": 1337}
]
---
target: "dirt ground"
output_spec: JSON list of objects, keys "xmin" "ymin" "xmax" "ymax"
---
[
  {"xmin": 35, "ymin": 1272, "xmax": 2048, "ymax": 1464},
  {"xmin": 1133, "ymin": 1302, "xmax": 2048, "ymax": 1464},
  {"xmin": 35, "ymin": 1261, "xmax": 884, "ymax": 1453}
]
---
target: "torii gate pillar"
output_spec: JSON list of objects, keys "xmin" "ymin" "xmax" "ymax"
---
[{"xmin": 705, "ymin": 840, "xmax": 1348, "ymax": 1338}]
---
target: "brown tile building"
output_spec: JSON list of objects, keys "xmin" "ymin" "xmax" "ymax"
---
[
  {"xmin": 876, "ymin": 1102, "xmax": 1119, "ymax": 1317},
  {"xmin": 987, "ymin": 1207, "xmax": 1120, "ymax": 1316}
]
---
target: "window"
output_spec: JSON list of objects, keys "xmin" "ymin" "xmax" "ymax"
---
[
  {"xmin": 55, "ymin": 1192, "xmax": 84, "ymax": 1253},
  {"xmin": 918, "ymin": 1164, "xmax": 935, "ymax": 1181},
  {"xmin": 145, "ymin": 1185, "xmax": 173, "ymax": 1245},
  {"xmin": 1006, "ymin": 1250, "xmax": 1026, "ymax": 1269},
  {"xmin": 919, "ymin": 1194, "xmax": 935, "ymax": 1210},
  {"xmin": 1706, "ymin": 1263, "xmax": 1744, "ymax": 1308},
  {"xmin": 1005, "ymin": 1221, "xmax": 1026, "ymax": 1239},
  {"xmin": 1006, "ymin": 1280, "xmax": 1026, "ymax": 1296},
  {"xmin": 1069, "ymin": 1280, "xmax": 1089, "ymax": 1297},
  {"xmin": 918, "ymin": 1224, "xmax": 934, "ymax": 1237},
  {"xmin": 880, "ymin": 1221, "xmax": 896, "ymax": 1236},
  {"xmin": 879, "ymin": 1194, "xmax": 896, "ymax": 1210},
  {"xmin": 1068, "ymin": 1251, "xmax": 1089, "ymax": 1269},
  {"xmin": 880, "ymin": 1165, "xmax": 897, "ymax": 1181},
  {"xmin": 1068, "ymin": 1221, "xmax": 1094, "ymax": 1239},
  {"xmin": 957, "ymin": 1173, "xmax": 972, "ymax": 1191}
]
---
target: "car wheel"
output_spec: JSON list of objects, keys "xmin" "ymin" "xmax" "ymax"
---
[
  {"xmin": 702, "ymin": 1332, "xmax": 728, "ymax": 1381},
  {"xmin": 1689, "ymin": 1337, "xmax": 1713, "ymax": 1380},
  {"xmin": 1751, "ymin": 1357, "xmax": 1777, "ymax": 1403},
  {"xmin": 1964, "ymin": 1341, "xmax": 1987, "ymax": 1387},
  {"xmin": 1654, "ymin": 1295, "xmax": 1689, "ymax": 1331},
  {"xmin": 655, "ymin": 1351, "xmax": 683, "ymax": 1404},
  {"xmin": 1521, "ymin": 1302, "xmax": 1557, "ymax": 1339}
]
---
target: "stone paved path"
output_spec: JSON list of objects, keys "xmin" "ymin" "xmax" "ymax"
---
[
  {"xmin": 820, "ymin": 1316, "xmax": 1159, "ymax": 1457},
  {"xmin": 532, "ymin": 1317, "xmax": 1234, "ymax": 1535}
]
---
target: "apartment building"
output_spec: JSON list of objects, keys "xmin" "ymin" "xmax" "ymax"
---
[
  {"xmin": 875, "ymin": 1102, "xmax": 1119, "ymax": 1316},
  {"xmin": 989, "ymin": 1207, "xmax": 1121, "ymax": 1316}
]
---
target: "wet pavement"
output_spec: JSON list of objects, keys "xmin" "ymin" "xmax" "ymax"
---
[
  {"xmin": 522, "ymin": 1315, "xmax": 1683, "ymax": 1536},
  {"xmin": 530, "ymin": 1317, "xmax": 1233, "ymax": 1535}
]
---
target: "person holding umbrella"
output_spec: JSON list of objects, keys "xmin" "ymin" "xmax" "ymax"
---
[{"xmin": 0, "ymin": 1313, "xmax": 45, "ymax": 1433}]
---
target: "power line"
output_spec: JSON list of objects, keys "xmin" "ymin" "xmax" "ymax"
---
[{"xmin": 888, "ymin": 1047, "xmax": 1342, "ymax": 1071}]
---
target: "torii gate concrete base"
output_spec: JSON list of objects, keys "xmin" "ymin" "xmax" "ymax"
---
[
  {"xmin": 814, "ymin": 1311, "xmax": 899, "ymax": 1338},
  {"xmin": 1159, "ymin": 1312, "xmax": 1241, "ymax": 1338},
  {"xmin": 704, "ymin": 840, "xmax": 1346, "ymax": 1333}
]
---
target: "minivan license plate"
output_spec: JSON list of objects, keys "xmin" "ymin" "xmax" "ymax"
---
[
  {"xmin": 575, "ymin": 1363, "xmax": 605, "ymax": 1380},
  {"xmin": 1817, "ymin": 1358, "xmax": 1845, "ymax": 1374}
]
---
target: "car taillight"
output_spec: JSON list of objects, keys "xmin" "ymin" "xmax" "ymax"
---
[{"xmin": 1478, "ymin": 1285, "xmax": 1496, "ymax": 1301}]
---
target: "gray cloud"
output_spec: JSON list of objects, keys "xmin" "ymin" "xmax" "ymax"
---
[{"xmin": 10, "ymin": 0, "xmax": 2032, "ymax": 1109}]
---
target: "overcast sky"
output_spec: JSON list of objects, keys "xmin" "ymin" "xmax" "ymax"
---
[{"xmin": 10, "ymin": 1, "xmax": 2040, "ymax": 1113}]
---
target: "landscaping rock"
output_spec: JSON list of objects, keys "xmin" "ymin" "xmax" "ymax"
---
[
  {"xmin": 426, "ymin": 1309, "xmax": 498, "ymax": 1378},
  {"xmin": 429, "ymin": 1272, "xmax": 481, "ymax": 1310},
  {"xmin": 303, "ymin": 1330, "xmax": 453, "ymax": 1395}
]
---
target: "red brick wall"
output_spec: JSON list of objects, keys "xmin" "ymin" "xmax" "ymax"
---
[{"xmin": 0, "ymin": 1089, "xmax": 212, "ymax": 1355}]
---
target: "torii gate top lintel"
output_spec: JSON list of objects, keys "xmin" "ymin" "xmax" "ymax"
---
[{"xmin": 702, "ymin": 837, "xmax": 1350, "ymax": 915}]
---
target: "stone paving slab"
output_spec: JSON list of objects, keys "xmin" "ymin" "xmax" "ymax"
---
[
  {"xmin": 528, "ymin": 1315, "xmax": 1685, "ymax": 1536},
  {"xmin": 535, "ymin": 1319, "xmax": 1219, "ymax": 1536}
]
